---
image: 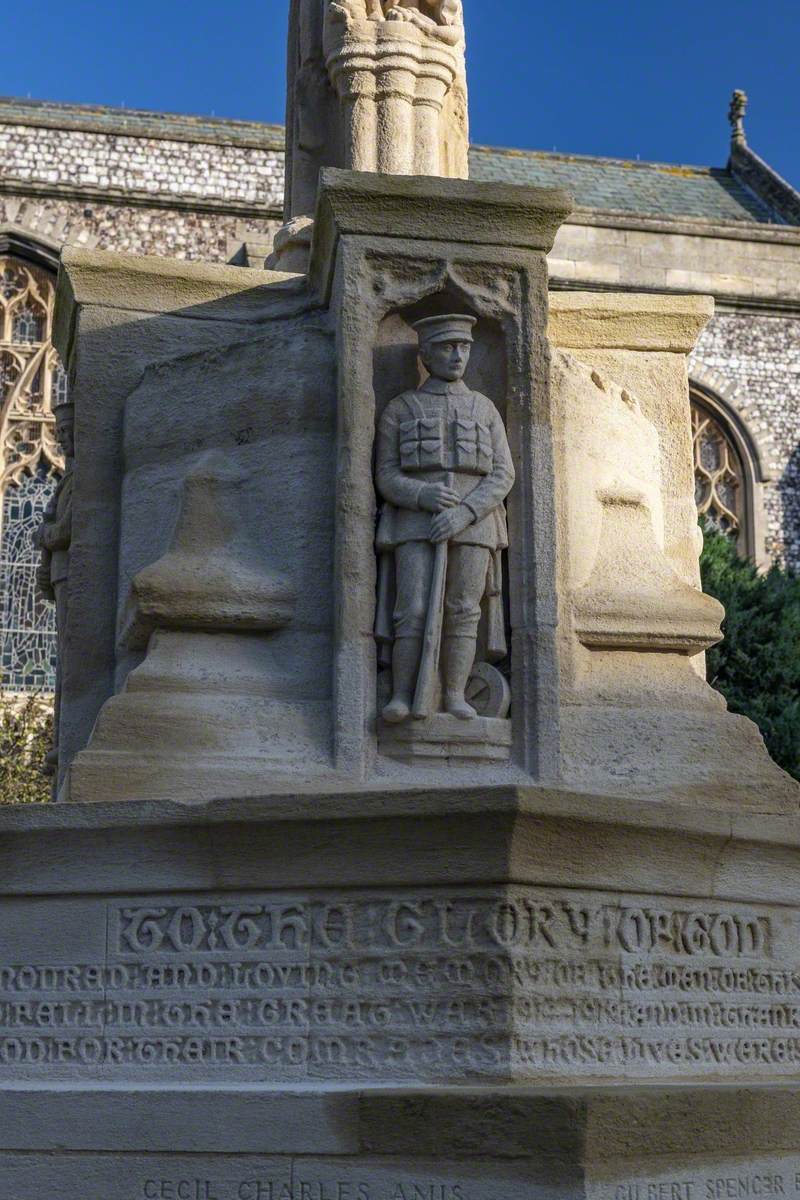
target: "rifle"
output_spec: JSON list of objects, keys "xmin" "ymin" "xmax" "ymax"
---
[{"xmin": 412, "ymin": 473, "xmax": 452, "ymax": 718}]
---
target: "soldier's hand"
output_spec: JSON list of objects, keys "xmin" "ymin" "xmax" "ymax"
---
[
  {"xmin": 430, "ymin": 504, "xmax": 474, "ymax": 544},
  {"xmin": 36, "ymin": 568, "xmax": 55, "ymax": 602},
  {"xmin": 419, "ymin": 483, "xmax": 460, "ymax": 513}
]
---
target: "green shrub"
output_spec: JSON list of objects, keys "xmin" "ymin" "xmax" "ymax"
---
[
  {"xmin": 700, "ymin": 523, "xmax": 800, "ymax": 781},
  {"xmin": 0, "ymin": 689, "xmax": 52, "ymax": 804}
]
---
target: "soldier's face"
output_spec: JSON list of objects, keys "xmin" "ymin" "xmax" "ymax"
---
[
  {"xmin": 421, "ymin": 337, "xmax": 471, "ymax": 382},
  {"xmin": 55, "ymin": 411, "xmax": 75, "ymax": 459}
]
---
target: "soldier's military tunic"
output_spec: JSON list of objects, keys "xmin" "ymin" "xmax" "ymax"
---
[{"xmin": 375, "ymin": 375, "xmax": 514, "ymax": 650}]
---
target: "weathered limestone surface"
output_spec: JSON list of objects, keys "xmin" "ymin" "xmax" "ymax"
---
[
  {"xmin": 16, "ymin": 142, "xmax": 800, "ymax": 1195},
  {"xmin": 547, "ymin": 292, "xmax": 797, "ymax": 809},
  {"xmin": 3, "ymin": 789, "xmax": 800, "ymax": 1190},
  {"xmin": 274, "ymin": 0, "xmax": 468, "ymax": 270},
  {"xmin": 53, "ymin": 248, "xmax": 336, "ymax": 801},
  {"xmin": 52, "ymin": 173, "xmax": 799, "ymax": 813},
  {"xmin": 54, "ymin": 173, "xmax": 576, "ymax": 801},
  {"xmin": 284, "ymin": 0, "xmax": 467, "ymax": 221}
]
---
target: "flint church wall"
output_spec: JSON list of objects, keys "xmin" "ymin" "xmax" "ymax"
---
[
  {"xmin": 693, "ymin": 312, "xmax": 800, "ymax": 568},
  {"xmin": 0, "ymin": 110, "xmax": 284, "ymax": 263},
  {"xmin": 0, "ymin": 194, "xmax": 280, "ymax": 263}
]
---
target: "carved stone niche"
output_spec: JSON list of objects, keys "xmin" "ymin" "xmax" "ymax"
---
[
  {"xmin": 371, "ymin": 290, "xmax": 515, "ymax": 765},
  {"xmin": 315, "ymin": 169, "xmax": 570, "ymax": 783}
]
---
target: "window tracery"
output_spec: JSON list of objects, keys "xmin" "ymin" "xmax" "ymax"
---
[
  {"xmin": 0, "ymin": 255, "xmax": 64, "ymax": 692},
  {"xmin": 691, "ymin": 395, "xmax": 746, "ymax": 547},
  {"xmin": 11, "ymin": 305, "xmax": 45, "ymax": 345}
]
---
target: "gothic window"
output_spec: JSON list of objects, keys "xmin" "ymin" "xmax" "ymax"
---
[
  {"xmin": 0, "ymin": 253, "xmax": 64, "ymax": 693},
  {"xmin": 690, "ymin": 388, "xmax": 761, "ymax": 560}
]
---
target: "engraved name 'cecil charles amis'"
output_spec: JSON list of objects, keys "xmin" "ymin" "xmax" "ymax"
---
[{"xmin": 374, "ymin": 314, "xmax": 515, "ymax": 725}]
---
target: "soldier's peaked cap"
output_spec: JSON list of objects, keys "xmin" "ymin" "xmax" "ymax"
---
[{"xmin": 413, "ymin": 314, "xmax": 476, "ymax": 344}]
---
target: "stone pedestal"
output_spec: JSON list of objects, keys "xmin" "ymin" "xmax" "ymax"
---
[
  {"xmin": 26, "ymin": 168, "xmax": 800, "ymax": 1195},
  {"xmin": 3, "ymin": 788, "xmax": 800, "ymax": 1193}
]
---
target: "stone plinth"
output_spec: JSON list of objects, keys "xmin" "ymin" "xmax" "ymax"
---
[
  {"xmin": 379, "ymin": 714, "xmax": 512, "ymax": 762},
  {"xmin": 4, "ymin": 786, "xmax": 800, "ymax": 1190}
]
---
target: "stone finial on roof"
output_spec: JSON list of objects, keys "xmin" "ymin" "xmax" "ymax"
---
[{"xmin": 728, "ymin": 89, "xmax": 748, "ymax": 146}]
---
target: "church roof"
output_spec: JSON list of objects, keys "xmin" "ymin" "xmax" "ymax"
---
[
  {"xmin": 0, "ymin": 96, "xmax": 285, "ymax": 150},
  {"xmin": 2, "ymin": 95, "xmax": 797, "ymax": 228},
  {"xmin": 469, "ymin": 145, "xmax": 783, "ymax": 226}
]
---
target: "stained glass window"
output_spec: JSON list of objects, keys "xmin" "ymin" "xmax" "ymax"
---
[
  {"xmin": 691, "ymin": 398, "xmax": 745, "ymax": 543},
  {"xmin": 0, "ymin": 465, "xmax": 58, "ymax": 691},
  {"xmin": 53, "ymin": 364, "xmax": 69, "ymax": 407},
  {"xmin": 0, "ymin": 254, "xmax": 63, "ymax": 694},
  {"xmin": 11, "ymin": 304, "xmax": 45, "ymax": 345}
]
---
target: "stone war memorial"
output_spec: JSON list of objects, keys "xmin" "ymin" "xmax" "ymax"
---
[{"xmin": 3, "ymin": 1, "xmax": 800, "ymax": 1196}]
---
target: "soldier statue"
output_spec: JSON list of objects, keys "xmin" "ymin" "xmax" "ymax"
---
[
  {"xmin": 374, "ymin": 314, "xmax": 515, "ymax": 724},
  {"xmin": 35, "ymin": 397, "xmax": 74, "ymax": 776}
]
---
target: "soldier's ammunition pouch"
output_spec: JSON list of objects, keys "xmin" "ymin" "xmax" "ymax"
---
[
  {"xmin": 399, "ymin": 418, "xmax": 445, "ymax": 470},
  {"xmin": 398, "ymin": 417, "xmax": 491, "ymax": 475},
  {"xmin": 454, "ymin": 418, "xmax": 492, "ymax": 475}
]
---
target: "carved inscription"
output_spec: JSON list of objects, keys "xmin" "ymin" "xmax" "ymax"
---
[
  {"xmin": 140, "ymin": 1181, "xmax": 467, "ymax": 1200},
  {"xmin": 591, "ymin": 1166, "xmax": 800, "ymax": 1200},
  {"xmin": 0, "ymin": 888, "xmax": 796, "ymax": 1081}
]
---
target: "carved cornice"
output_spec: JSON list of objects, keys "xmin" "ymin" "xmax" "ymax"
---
[
  {"xmin": 549, "ymin": 277, "xmax": 800, "ymax": 318},
  {"xmin": 312, "ymin": 168, "xmax": 572, "ymax": 301}
]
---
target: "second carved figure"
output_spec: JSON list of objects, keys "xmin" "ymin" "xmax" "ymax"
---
[{"xmin": 375, "ymin": 315, "xmax": 515, "ymax": 724}]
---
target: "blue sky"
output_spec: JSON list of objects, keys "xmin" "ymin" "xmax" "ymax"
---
[{"xmin": 5, "ymin": 0, "xmax": 799, "ymax": 183}]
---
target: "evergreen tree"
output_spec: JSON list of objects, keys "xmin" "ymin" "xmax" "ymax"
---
[
  {"xmin": 700, "ymin": 524, "xmax": 800, "ymax": 781},
  {"xmin": 0, "ymin": 689, "xmax": 52, "ymax": 805}
]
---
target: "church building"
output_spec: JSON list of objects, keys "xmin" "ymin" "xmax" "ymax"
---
[{"xmin": 1, "ymin": 90, "xmax": 798, "ymax": 694}]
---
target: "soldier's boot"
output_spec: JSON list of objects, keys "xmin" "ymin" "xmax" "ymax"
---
[
  {"xmin": 442, "ymin": 635, "xmax": 478, "ymax": 721},
  {"xmin": 383, "ymin": 636, "xmax": 422, "ymax": 724}
]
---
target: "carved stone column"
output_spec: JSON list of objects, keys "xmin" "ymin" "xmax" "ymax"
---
[
  {"xmin": 272, "ymin": 2, "xmax": 469, "ymax": 272},
  {"xmin": 323, "ymin": 20, "xmax": 462, "ymax": 177}
]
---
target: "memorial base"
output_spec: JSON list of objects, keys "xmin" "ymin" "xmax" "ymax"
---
[
  {"xmin": 3, "ymin": 1084, "xmax": 800, "ymax": 1199},
  {"xmin": 2, "ymin": 785, "xmax": 800, "ymax": 1197},
  {"xmin": 379, "ymin": 715, "xmax": 512, "ymax": 763}
]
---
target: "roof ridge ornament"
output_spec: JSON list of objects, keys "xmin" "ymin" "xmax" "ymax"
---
[{"xmin": 728, "ymin": 88, "xmax": 748, "ymax": 147}]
